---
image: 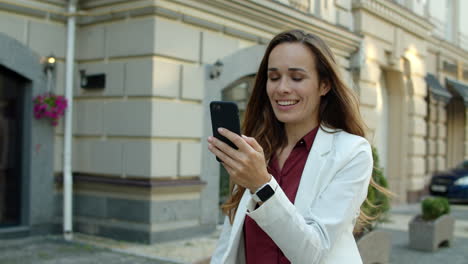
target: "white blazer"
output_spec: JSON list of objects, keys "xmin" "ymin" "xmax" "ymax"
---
[{"xmin": 210, "ymin": 127, "xmax": 373, "ymax": 264}]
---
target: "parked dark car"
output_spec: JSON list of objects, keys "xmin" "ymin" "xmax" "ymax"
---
[{"xmin": 429, "ymin": 160, "xmax": 468, "ymax": 202}]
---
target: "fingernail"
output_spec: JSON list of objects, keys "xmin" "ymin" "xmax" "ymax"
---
[
  {"xmin": 218, "ymin": 127, "xmax": 224, "ymax": 132},
  {"xmin": 207, "ymin": 136, "xmax": 212, "ymax": 142}
]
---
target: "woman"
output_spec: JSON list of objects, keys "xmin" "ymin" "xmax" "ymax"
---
[{"xmin": 207, "ymin": 29, "xmax": 374, "ymax": 264}]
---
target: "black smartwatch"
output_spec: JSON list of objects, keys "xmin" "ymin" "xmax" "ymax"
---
[{"xmin": 252, "ymin": 176, "xmax": 278, "ymax": 203}]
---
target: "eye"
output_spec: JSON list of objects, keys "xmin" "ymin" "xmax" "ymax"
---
[
  {"xmin": 292, "ymin": 77, "xmax": 303, "ymax": 82},
  {"xmin": 268, "ymin": 75, "xmax": 280, "ymax": 81}
]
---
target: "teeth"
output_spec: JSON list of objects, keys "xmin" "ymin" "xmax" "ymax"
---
[{"xmin": 277, "ymin": 100, "xmax": 298, "ymax": 106}]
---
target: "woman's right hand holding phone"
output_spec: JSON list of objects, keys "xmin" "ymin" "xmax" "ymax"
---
[{"xmin": 207, "ymin": 128, "xmax": 271, "ymax": 193}]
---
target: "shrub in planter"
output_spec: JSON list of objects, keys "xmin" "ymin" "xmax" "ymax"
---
[
  {"xmin": 356, "ymin": 146, "xmax": 392, "ymax": 264},
  {"xmin": 409, "ymin": 196, "xmax": 455, "ymax": 252},
  {"xmin": 422, "ymin": 197, "xmax": 450, "ymax": 221}
]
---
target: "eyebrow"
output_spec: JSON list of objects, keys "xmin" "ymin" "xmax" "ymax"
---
[{"xmin": 268, "ymin": 67, "xmax": 306, "ymax": 72}]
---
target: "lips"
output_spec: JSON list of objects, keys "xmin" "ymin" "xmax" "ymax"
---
[{"xmin": 276, "ymin": 100, "xmax": 299, "ymax": 106}]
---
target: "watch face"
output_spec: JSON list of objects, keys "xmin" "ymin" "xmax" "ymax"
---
[{"xmin": 257, "ymin": 185, "xmax": 275, "ymax": 202}]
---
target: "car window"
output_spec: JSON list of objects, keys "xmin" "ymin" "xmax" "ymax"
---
[{"xmin": 458, "ymin": 160, "xmax": 468, "ymax": 169}]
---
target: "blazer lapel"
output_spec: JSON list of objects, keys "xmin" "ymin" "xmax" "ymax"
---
[
  {"xmin": 224, "ymin": 189, "xmax": 251, "ymax": 261},
  {"xmin": 223, "ymin": 126, "xmax": 336, "ymax": 261},
  {"xmin": 294, "ymin": 126, "xmax": 335, "ymax": 216}
]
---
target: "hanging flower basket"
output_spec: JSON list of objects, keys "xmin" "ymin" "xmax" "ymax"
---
[{"xmin": 33, "ymin": 93, "xmax": 68, "ymax": 126}]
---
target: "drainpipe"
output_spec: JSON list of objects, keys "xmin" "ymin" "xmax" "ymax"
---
[{"xmin": 63, "ymin": 0, "xmax": 78, "ymax": 241}]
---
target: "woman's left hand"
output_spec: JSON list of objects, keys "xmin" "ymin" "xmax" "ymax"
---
[{"xmin": 207, "ymin": 128, "xmax": 271, "ymax": 193}]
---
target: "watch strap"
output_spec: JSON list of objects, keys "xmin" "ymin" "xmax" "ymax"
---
[{"xmin": 252, "ymin": 175, "xmax": 278, "ymax": 203}]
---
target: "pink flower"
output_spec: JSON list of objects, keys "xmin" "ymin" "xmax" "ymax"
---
[{"xmin": 33, "ymin": 93, "xmax": 68, "ymax": 126}]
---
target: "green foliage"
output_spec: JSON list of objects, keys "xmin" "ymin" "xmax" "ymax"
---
[
  {"xmin": 360, "ymin": 146, "xmax": 391, "ymax": 232},
  {"xmin": 421, "ymin": 197, "xmax": 450, "ymax": 221},
  {"xmin": 219, "ymin": 165, "xmax": 230, "ymax": 203}
]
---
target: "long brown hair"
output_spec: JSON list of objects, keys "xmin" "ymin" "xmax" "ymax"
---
[{"xmin": 221, "ymin": 29, "xmax": 389, "ymax": 232}]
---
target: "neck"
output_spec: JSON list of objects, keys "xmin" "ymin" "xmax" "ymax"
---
[{"xmin": 284, "ymin": 118, "xmax": 319, "ymax": 147}]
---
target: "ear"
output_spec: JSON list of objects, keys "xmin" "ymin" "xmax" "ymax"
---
[{"xmin": 319, "ymin": 80, "xmax": 331, "ymax": 96}]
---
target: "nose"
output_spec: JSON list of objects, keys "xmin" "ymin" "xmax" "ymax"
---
[{"xmin": 277, "ymin": 78, "xmax": 291, "ymax": 94}]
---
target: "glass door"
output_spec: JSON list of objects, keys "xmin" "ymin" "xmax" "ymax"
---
[
  {"xmin": 219, "ymin": 76, "xmax": 255, "ymax": 205},
  {"xmin": 0, "ymin": 66, "xmax": 25, "ymax": 227}
]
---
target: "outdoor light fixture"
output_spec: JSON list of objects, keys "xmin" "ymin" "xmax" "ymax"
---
[
  {"xmin": 43, "ymin": 54, "xmax": 57, "ymax": 72},
  {"xmin": 210, "ymin": 60, "xmax": 224, "ymax": 79},
  {"xmin": 79, "ymin": 70, "xmax": 106, "ymax": 90}
]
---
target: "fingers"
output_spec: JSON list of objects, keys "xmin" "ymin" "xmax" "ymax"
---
[
  {"xmin": 207, "ymin": 142, "xmax": 237, "ymax": 167},
  {"xmin": 221, "ymin": 161, "xmax": 234, "ymax": 175},
  {"xmin": 241, "ymin": 135, "xmax": 263, "ymax": 153},
  {"xmin": 208, "ymin": 135, "xmax": 240, "ymax": 162},
  {"xmin": 218, "ymin": 128, "xmax": 249, "ymax": 151}
]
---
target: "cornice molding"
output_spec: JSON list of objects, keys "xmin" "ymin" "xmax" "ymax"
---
[
  {"xmin": 0, "ymin": 0, "xmax": 67, "ymax": 22},
  {"xmin": 427, "ymin": 36, "xmax": 468, "ymax": 65},
  {"xmin": 352, "ymin": 0, "xmax": 433, "ymax": 40},
  {"xmin": 0, "ymin": 0, "xmax": 361, "ymax": 54},
  {"xmin": 79, "ymin": 0, "xmax": 362, "ymax": 54},
  {"xmin": 79, "ymin": 0, "xmax": 361, "ymax": 54},
  {"xmin": 202, "ymin": 0, "xmax": 362, "ymax": 54}
]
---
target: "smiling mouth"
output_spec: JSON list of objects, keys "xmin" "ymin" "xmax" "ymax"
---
[{"xmin": 277, "ymin": 100, "xmax": 299, "ymax": 106}]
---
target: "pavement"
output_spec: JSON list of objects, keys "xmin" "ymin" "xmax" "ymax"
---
[
  {"xmin": 0, "ymin": 236, "xmax": 177, "ymax": 264},
  {"xmin": 1, "ymin": 203, "xmax": 467, "ymax": 264},
  {"xmin": 381, "ymin": 203, "xmax": 468, "ymax": 264}
]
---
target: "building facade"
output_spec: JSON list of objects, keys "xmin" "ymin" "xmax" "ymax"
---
[{"xmin": 0, "ymin": 0, "xmax": 467, "ymax": 243}]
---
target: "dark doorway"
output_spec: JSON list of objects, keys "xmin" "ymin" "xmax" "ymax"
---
[{"xmin": 0, "ymin": 65, "xmax": 26, "ymax": 227}]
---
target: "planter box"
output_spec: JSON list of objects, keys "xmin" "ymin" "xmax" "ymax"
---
[
  {"xmin": 357, "ymin": 229, "xmax": 392, "ymax": 264},
  {"xmin": 409, "ymin": 214, "xmax": 455, "ymax": 252}
]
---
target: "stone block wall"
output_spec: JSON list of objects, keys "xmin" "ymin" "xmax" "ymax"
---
[
  {"xmin": 68, "ymin": 15, "xmax": 254, "ymax": 180},
  {"xmin": 465, "ymin": 110, "xmax": 468, "ymax": 160},
  {"xmin": 53, "ymin": 5, "xmax": 260, "ymax": 242}
]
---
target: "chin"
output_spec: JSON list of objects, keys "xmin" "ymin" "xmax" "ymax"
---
[{"xmin": 274, "ymin": 114, "xmax": 300, "ymax": 124}]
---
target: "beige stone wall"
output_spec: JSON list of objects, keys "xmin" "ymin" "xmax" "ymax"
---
[
  {"xmin": 460, "ymin": 0, "xmax": 468, "ymax": 49},
  {"xmin": 466, "ymin": 108, "xmax": 468, "ymax": 160},
  {"xmin": 435, "ymin": 100, "xmax": 448, "ymax": 171},
  {"xmin": 404, "ymin": 46, "xmax": 428, "ymax": 194},
  {"xmin": 352, "ymin": 0, "xmax": 466, "ymax": 202},
  {"xmin": 2, "ymin": 0, "xmax": 467, "ymax": 211},
  {"xmin": 0, "ymin": 2, "xmax": 68, "ymax": 176},
  {"xmin": 64, "ymin": 14, "xmax": 258, "ymax": 179},
  {"xmin": 60, "ymin": 0, "xmax": 361, "ymax": 180},
  {"xmin": 425, "ymin": 95, "xmax": 449, "ymax": 184},
  {"xmin": 426, "ymin": 96, "xmax": 436, "ymax": 182},
  {"xmin": 426, "ymin": 35, "xmax": 468, "ymax": 172},
  {"xmin": 426, "ymin": 0, "xmax": 447, "ymax": 39},
  {"xmin": 352, "ymin": 0, "xmax": 432, "ymax": 203},
  {"xmin": 0, "ymin": 0, "xmax": 362, "ymax": 238}
]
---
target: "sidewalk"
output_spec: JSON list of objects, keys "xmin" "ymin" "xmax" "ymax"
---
[
  {"xmin": 72, "ymin": 228, "xmax": 220, "ymax": 263},
  {"xmin": 1, "ymin": 203, "xmax": 467, "ymax": 264},
  {"xmin": 381, "ymin": 203, "xmax": 468, "ymax": 238},
  {"xmin": 0, "ymin": 236, "xmax": 176, "ymax": 264},
  {"xmin": 0, "ymin": 228, "xmax": 220, "ymax": 264},
  {"xmin": 380, "ymin": 203, "xmax": 468, "ymax": 264}
]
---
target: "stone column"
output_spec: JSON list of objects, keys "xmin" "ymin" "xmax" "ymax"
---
[
  {"xmin": 436, "ymin": 100, "xmax": 448, "ymax": 171},
  {"xmin": 358, "ymin": 58, "xmax": 380, "ymax": 139},
  {"xmin": 465, "ymin": 108, "xmax": 468, "ymax": 160},
  {"xmin": 404, "ymin": 60, "xmax": 428, "ymax": 202},
  {"xmin": 425, "ymin": 95, "xmax": 438, "ymax": 185}
]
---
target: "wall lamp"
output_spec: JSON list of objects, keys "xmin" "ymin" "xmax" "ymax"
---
[
  {"xmin": 79, "ymin": 70, "xmax": 106, "ymax": 90},
  {"xmin": 210, "ymin": 60, "xmax": 224, "ymax": 79},
  {"xmin": 43, "ymin": 54, "xmax": 56, "ymax": 73}
]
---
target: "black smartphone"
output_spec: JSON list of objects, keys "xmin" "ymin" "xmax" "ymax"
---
[{"xmin": 210, "ymin": 101, "xmax": 241, "ymax": 162}]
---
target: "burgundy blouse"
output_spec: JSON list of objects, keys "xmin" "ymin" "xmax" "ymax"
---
[{"xmin": 244, "ymin": 126, "xmax": 319, "ymax": 264}]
